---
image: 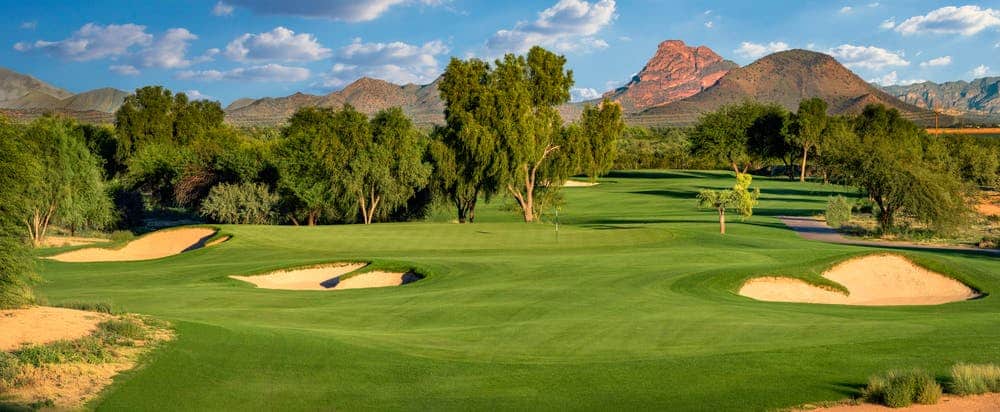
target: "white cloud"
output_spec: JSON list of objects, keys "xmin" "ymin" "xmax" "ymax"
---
[
  {"xmin": 839, "ymin": 6, "xmax": 853, "ymax": 14},
  {"xmin": 868, "ymin": 2, "xmax": 880, "ymax": 7},
  {"xmin": 135, "ymin": 28, "xmax": 199, "ymax": 69},
  {"xmin": 879, "ymin": 18, "xmax": 896, "ymax": 30},
  {"xmin": 319, "ymin": 38, "xmax": 449, "ymax": 88},
  {"xmin": 734, "ymin": 41, "xmax": 789, "ymax": 59},
  {"xmin": 704, "ymin": 21, "xmax": 713, "ymax": 29},
  {"xmin": 224, "ymin": 0, "xmax": 449, "ymax": 22},
  {"xmin": 224, "ymin": 27, "xmax": 331, "ymax": 62},
  {"xmin": 212, "ymin": 1, "xmax": 234, "ymax": 16},
  {"xmin": 570, "ymin": 87, "xmax": 601, "ymax": 102},
  {"xmin": 972, "ymin": 65, "xmax": 991, "ymax": 77},
  {"xmin": 919, "ymin": 56, "xmax": 951, "ymax": 67},
  {"xmin": 486, "ymin": 0, "xmax": 616, "ymax": 54},
  {"xmin": 870, "ymin": 71, "xmax": 924, "ymax": 86},
  {"xmin": 109, "ymin": 65, "xmax": 140, "ymax": 76},
  {"xmin": 896, "ymin": 5, "xmax": 1000, "ymax": 36},
  {"xmin": 995, "ymin": 42, "xmax": 1000, "ymax": 48},
  {"xmin": 14, "ymin": 23, "xmax": 152, "ymax": 61},
  {"xmin": 176, "ymin": 64, "xmax": 310, "ymax": 82},
  {"xmin": 184, "ymin": 90, "xmax": 214, "ymax": 100},
  {"xmin": 20, "ymin": 21, "xmax": 36, "ymax": 30},
  {"xmin": 827, "ymin": 44, "xmax": 909, "ymax": 70}
]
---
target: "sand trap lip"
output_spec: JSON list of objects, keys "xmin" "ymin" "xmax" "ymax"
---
[
  {"xmin": 0, "ymin": 307, "xmax": 109, "ymax": 351},
  {"xmin": 40, "ymin": 236, "xmax": 109, "ymax": 248},
  {"xmin": 739, "ymin": 254, "xmax": 979, "ymax": 306},
  {"xmin": 231, "ymin": 263, "xmax": 421, "ymax": 291},
  {"xmin": 47, "ymin": 228, "xmax": 220, "ymax": 262},
  {"xmin": 799, "ymin": 393, "xmax": 1000, "ymax": 411},
  {"xmin": 563, "ymin": 180, "xmax": 599, "ymax": 187}
]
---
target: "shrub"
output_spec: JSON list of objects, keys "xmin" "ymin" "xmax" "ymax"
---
[
  {"xmin": 0, "ymin": 352, "xmax": 22, "ymax": 388},
  {"xmin": 861, "ymin": 369, "xmax": 941, "ymax": 408},
  {"xmin": 109, "ymin": 230, "xmax": 135, "ymax": 244},
  {"xmin": 950, "ymin": 363, "xmax": 1000, "ymax": 395},
  {"xmin": 825, "ymin": 195, "xmax": 853, "ymax": 228},
  {"xmin": 98, "ymin": 318, "xmax": 146, "ymax": 341},
  {"xmin": 200, "ymin": 182, "xmax": 278, "ymax": 225},
  {"xmin": 56, "ymin": 301, "xmax": 114, "ymax": 314},
  {"xmin": 13, "ymin": 337, "xmax": 110, "ymax": 366}
]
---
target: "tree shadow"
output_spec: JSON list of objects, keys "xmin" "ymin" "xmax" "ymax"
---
[
  {"xmin": 606, "ymin": 170, "xmax": 725, "ymax": 180},
  {"xmin": 760, "ymin": 187, "xmax": 851, "ymax": 198},
  {"xmin": 631, "ymin": 189, "xmax": 696, "ymax": 199}
]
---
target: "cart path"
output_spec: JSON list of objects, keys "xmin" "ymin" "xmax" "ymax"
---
[{"xmin": 777, "ymin": 216, "xmax": 1000, "ymax": 256}]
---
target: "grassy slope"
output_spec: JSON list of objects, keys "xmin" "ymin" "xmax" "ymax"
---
[{"xmin": 34, "ymin": 171, "xmax": 1000, "ymax": 411}]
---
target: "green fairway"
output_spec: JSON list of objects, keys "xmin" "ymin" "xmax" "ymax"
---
[{"xmin": 34, "ymin": 171, "xmax": 1000, "ymax": 411}]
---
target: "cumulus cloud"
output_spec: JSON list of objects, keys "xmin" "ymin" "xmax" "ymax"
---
[
  {"xmin": 14, "ymin": 23, "xmax": 152, "ymax": 61},
  {"xmin": 919, "ymin": 56, "xmax": 952, "ymax": 67},
  {"xmin": 319, "ymin": 38, "xmax": 449, "ymax": 88},
  {"xmin": 879, "ymin": 18, "xmax": 896, "ymax": 30},
  {"xmin": 839, "ymin": 6, "xmax": 853, "ymax": 14},
  {"xmin": 734, "ymin": 41, "xmax": 789, "ymax": 59},
  {"xmin": 486, "ymin": 0, "xmax": 616, "ymax": 54},
  {"xmin": 212, "ymin": 1, "xmax": 234, "ymax": 16},
  {"xmin": 176, "ymin": 64, "xmax": 310, "ymax": 82},
  {"xmin": 895, "ymin": 5, "xmax": 1000, "ymax": 36},
  {"xmin": 870, "ymin": 71, "xmax": 924, "ymax": 86},
  {"xmin": 223, "ymin": 0, "xmax": 448, "ymax": 22},
  {"xmin": 20, "ymin": 21, "xmax": 36, "ymax": 30},
  {"xmin": 704, "ymin": 21, "xmax": 714, "ymax": 29},
  {"xmin": 224, "ymin": 27, "xmax": 331, "ymax": 62},
  {"xmin": 972, "ymin": 64, "xmax": 991, "ymax": 77},
  {"xmin": 184, "ymin": 90, "xmax": 214, "ymax": 100},
  {"xmin": 570, "ymin": 87, "xmax": 601, "ymax": 102},
  {"xmin": 827, "ymin": 44, "xmax": 909, "ymax": 70},
  {"xmin": 109, "ymin": 65, "xmax": 140, "ymax": 76},
  {"xmin": 134, "ymin": 28, "xmax": 200, "ymax": 69}
]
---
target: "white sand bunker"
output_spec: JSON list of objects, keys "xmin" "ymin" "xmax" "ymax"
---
[
  {"xmin": 739, "ymin": 254, "xmax": 979, "ymax": 306},
  {"xmin": 0, "ymin": 307, "xmax": 109, "ymax": 351},
  {"xmin": 48, "ymin": 228, "xmax": 219, "ymax": 262},
  {"xmin": 231, "ymin": 263, "xmax": 421, "ymax": 291},
  {"xmin": 563, "ymin": 180, "xmax": 598, "ymax": 187}
]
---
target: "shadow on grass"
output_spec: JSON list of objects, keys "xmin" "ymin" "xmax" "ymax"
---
[
  {"xmin": 631, "ymin": 189, "xmax": 696, "ymax": 199},
  {"xmin": 606, "ymin": 170, "xmax": 725, "ymax": 180}
]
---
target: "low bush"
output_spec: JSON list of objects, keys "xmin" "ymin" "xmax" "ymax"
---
[
  {"xmin": 12, "ymin": 337, "xmax": 110, "ymax": 366},
  {"xmin": 55, "ymin": 301, "xmax": 114, "ymax": 314},
  {"xmin": 825, "ymin": 195, "xmax": 853, "ymax": 228},
  {"xmin": 109, "ymin": 230, "xmax": 135, "ymax": 244},
  {"xmin": 950, "ymin": 363, "xmax": 1000, "ymax": 395},
  {"xmin": 200, "ymin": 182, "xmax": 278, "ymax": 225},
  {"xmin": 0, "ymin": 352, "xmax": 22, "ymax": 388},
  {"xmin": 861, "ymin": 369, "xmax": 941, "ymax": 407},
  {"xmin": 98, "ymin": 318, "xmax": 146, "ymax": 341}
]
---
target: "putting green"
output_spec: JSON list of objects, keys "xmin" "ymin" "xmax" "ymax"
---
[{"xmin": 34, "ymin": 171, "xmax": 999, "ymax": 411}]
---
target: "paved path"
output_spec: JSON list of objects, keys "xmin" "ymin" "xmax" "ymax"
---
[{"xmin": 777, "ymin": 216, "xmax": 1000, "ymax": 256}]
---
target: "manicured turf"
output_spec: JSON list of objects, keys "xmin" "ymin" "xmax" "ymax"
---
[{"xmin": 34, "ymin": 171, "xmax": 1000, "ymax": 411}]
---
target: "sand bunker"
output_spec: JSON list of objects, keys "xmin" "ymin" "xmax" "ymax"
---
[
  {"xmin": 739, "ymin": 254, "xmax": 979, "ymax": 306},
  {"xmin": 40, "ymin": 236, "xmax": 108, "ymax": 248},
  {"xmin": 801, "ymin": 393, "xmax": 1000, "ymax": 411},
  {"xmin": 563, "ymin": 180, "xmax": 598, "ymax": 187},
  {"xmin": 0, "ymin": 307, "xmax": 109, "ymax": 351},
  {"xmin": 48, "ymin": 228, "xmax": 219, "ymax": 262},
  {"xmin": 231, "ymin": 263, "xmax": 420, "ymax": 291}
]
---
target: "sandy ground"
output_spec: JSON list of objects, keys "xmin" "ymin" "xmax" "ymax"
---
[
  {"xmin": 39, "ymin": 236, "xmax": 108, "ymax": 248},
  {"xmin": 231, "ymin": 263, "xmax": 418, "ymax": 291},
  {"xmin": 739, "ymin": 254, "xmax": 978, "ymax": 306},
  {"xmin": 978, "ymin": 192, "xmax": 1000, "ymax": 216},
  {"xmin": 802, "ymin": 393, "xmax": 1000, "ymax": 411},
  {"xmin": 563, "ymin": 180, "xmax": 599, "ymax": 187},
  {"xmin": 6, "ymin": 362, "xmax": 131, "ymax": 409},
  {"xmin": 0, "ymin": 307, "xmax": 109, "ymax": 351},
  {"xmin": 48, "ymin": 228, "xmax": 217, "ymax": 262}
]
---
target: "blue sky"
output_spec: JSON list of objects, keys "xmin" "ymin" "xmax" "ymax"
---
[{"xmin": 2, "ymin": 0, "xmax": 998, "ymax": 104}]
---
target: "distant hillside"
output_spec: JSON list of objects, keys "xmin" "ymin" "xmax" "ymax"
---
[
  {"xmin": 633, "ymin": 49, "xmax": 948, "ymax": 127},
  {"xmin": 603, "ymin": 40, "xmax": 737, "ymax": 113},
  {"xmin": 61, "ymin": 88, "xmax": 129, "ymax": 113},
  {"xmin": 881, "ymin": 77, "xmax": 1000, "ymax": 120},
  {"xmin": 0, "ymin": 67, "xmax": 72, "ymax": 102}
]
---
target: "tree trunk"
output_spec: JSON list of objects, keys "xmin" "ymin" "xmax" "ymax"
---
[
  {"xmin": 732, "ymin": 162, "xmax": 741, "ymax": 176},
  {"xmin": 456, "ymin": 199, "xmax": 467, "ymax": 223},
  {"xmin": 307, "ymin": 211, "xmax": 317, "ymax": 226},
  {"xmin": 799, "ymin": 146, "xmax": 809, "ymax": 182},
  {"xmin": 719, "ymin": 208, "xmax": 727, "ymax": 235}
]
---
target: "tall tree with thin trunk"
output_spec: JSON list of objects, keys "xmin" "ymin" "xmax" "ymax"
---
[
  {"xmin": 697, "ymin": 173, "xmax": 760, "ymax": 235},
  {"xmin": 787, "ymin": 98, "xmax": 829, "ymax": 182},
  {"xmin": 577, "ymin": 99, "xmax": 625, "ymax": 182},
  {"xmin": 274, "ymin": 107, "xmax": 344, "ymax": 225}
]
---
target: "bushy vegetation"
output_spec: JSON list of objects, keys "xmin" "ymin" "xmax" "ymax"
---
[
  {"xmin": 98, "ymin": 318, "xmax": 148, "ymax": 341},
  {"xmin": 861, "ymin": 369, "xmax": 942, "ymax": 408},
  {"xmin": 825, "ymin": 195, "xmax": 853, "ymax": 228},
  {"xmin": 55, "ymin": 301, "xmax": 115, "ymax": 314},
  {"xmin": 12, "ymin": 337, "xmax": 111, "ymax": 366},
  {"xmin": 950, "ymin": 363, "xmax": 1000, "ymax": 395},
  {"xmin": 200, "ymin": 182, "xmax": 278, "ymax": 225}
]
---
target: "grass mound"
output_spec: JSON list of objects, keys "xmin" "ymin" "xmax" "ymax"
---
[
  {"xmin": 861, "ymin": 369, "xmax": 941, "ymax": 407},
  {"xmin": 950, "ymin": 363, "xmax": 1000, "ymax": 395}
]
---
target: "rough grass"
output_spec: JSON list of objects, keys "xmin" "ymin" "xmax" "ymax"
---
[
  {"xmin": 55, "ymin": 301, "xmax": 115, "ymax": 314},
  {"xmin": 950, "ymin": 363, "xmax": 1000, "ymax": 395},
  {"xmin": 98, "ymin": 318, "xmax": 147, "ymax": 341},
  {"xmin": 861, "ymin": 369, "xmax": 941, "ymax": 407},
  {"xmin": 32, "ymin": 171, "xmax": 1000, "ymax": 411}
]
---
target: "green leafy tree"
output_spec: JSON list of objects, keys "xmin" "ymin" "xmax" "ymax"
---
[
  {"xmin": 114, "ymin": 86, "xmax": 224, "ymax": 161},
  {"xmin": 691, "ymin": 101, "xmax": 782, "ymax": 175},
  {"xmin": 200, "ymin": 182, "xmax": 278, "ymax": 225},
  {"xmin": 577, "ymin": 99, "xmax": 624, "ymax": 182},
  {"xmin": 273, "ymin": 107, "xmax": 345, "ymax": 225},
  {"xmin": 0, "ymin": 117, "xmax": 38, "ymax": 307},
  {"xmin": 696, "ymin": 173, "xmax": 760, "ymax": 235},
  {"xmin": 786, "ymin": 98, "xmax": 829, "ymax": 182}
]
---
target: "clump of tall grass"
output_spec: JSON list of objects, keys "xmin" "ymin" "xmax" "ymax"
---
[
  {"xmin": 55, "ymin": 301, "xmax": 115, "ymax": 314},
  {"xmin": 0, "ymin": 352, "xmax": 23, "ymax": 389},
  {"xmin": 98, "ymin": 318, "xmax": 147, "ymax": 342},
  {"xmin": 12, "ymin": 337, "xmax": 110, "ymax": 367},
  {"xmin": 950, "ymin": 363, "xmax": 1000, "ymax": 395},
  {"xmin": 861, "ymin": 369, "xmax": 941, "ymax": 407}
]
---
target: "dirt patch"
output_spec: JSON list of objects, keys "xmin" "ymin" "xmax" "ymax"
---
[
  {"xmin": 231, "ymin": 263, "xmax": 420, "ymax": 291},
  {"xmin": 0, "ymin": 307, "xmax": 109, "ymax": 351},
  {"xmin": 739, "ymin": 254, "xmax": 978, "ymax": 306},
  {"xmin": 800, "ymin": 393, "xmax": 1000, "ymax": 411},
  {"xmin": 563, "ymin": 180, "xmax": 598, "ymax": 187},
  {"xmin": 977, "ymin": 192, "xmax": 1000, "ymax": 217},
  {"xmin": 39, "ymin": 236, "xmax": 108, "ymax": 248},
  {"xmin": 48, "ymin": 227, "xmax": 217, "ymax": 262},
  {"xmin": 6, "ymin": 362, "xmax": 130, "ymax": 409}
]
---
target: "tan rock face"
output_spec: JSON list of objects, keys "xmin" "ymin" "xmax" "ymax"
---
[{"xmin": 604, "ymin": 40, "xmax": 737, "ymax": 112}]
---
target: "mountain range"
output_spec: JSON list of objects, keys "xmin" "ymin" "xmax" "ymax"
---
[{"xmin": 1, "ymin": 40, "xmax": 996, "ymax": 127}]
